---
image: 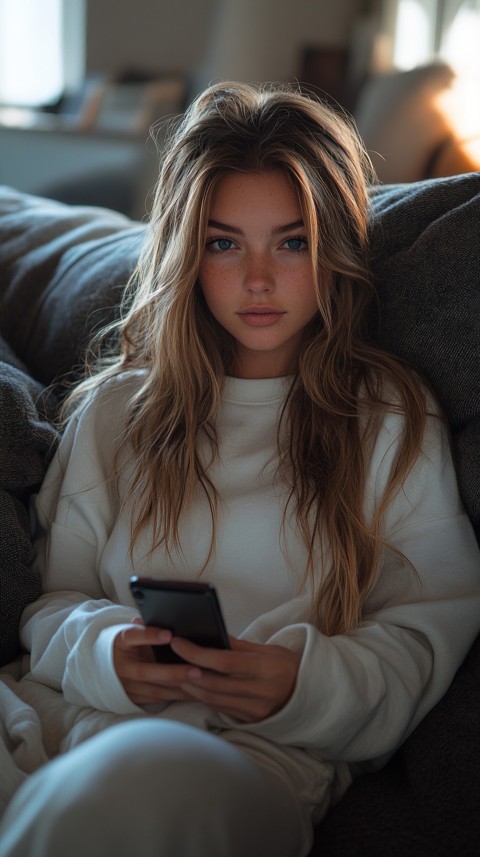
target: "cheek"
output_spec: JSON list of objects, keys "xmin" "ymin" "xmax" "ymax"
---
[
  {"xmin": 198, "ymin": 262, "xmax": 225, "ymax": 314},
  {"xmin": 294, "ymin": 273, "xmax": 319, "ymax": 316},
  {"xmin": 198, "ymin": 260, "xmax": 214, "ymax": 299}
]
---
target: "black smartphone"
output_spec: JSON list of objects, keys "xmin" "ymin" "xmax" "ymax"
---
[{"xmin": 129, "ymin": 576, "xmax": 230, "ymax": 664}]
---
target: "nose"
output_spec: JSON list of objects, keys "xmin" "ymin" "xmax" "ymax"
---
[{"xmin": 244, "ymin": 252, "xmax": 274, "ymax": 294}]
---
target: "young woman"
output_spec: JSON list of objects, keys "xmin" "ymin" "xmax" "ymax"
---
[{"xmin": 1, "ymin": 82, "xmax": 479, "ymax": 857}]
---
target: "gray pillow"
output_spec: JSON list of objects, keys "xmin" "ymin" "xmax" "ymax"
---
[
  {"xmin": 0, "ymin": 185, "xmax": 144, "ymax": 387},
  {"xmin": 369, "ymin": 172, "xmax": 480, "ymax": 541},
  {"xmin": 0, "ymin": 336, "xmax": 59, "ymax": 665}
]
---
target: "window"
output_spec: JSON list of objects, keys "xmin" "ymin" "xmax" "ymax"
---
[
  {"xmin": 388, "ymin": 0, "xmax": 480, "ymax": 75},
  {"xmin": 392, "ymin": 0, "xmax": 437, "ymax": 68},
  {"xmin": 0, "ymin": 0, "xmax": 85, "ymax": 108},
  {"xmin": 385, "ymin": 0, "xmax": 480, "ymax": 147},
  {"xmin": 441, "ymin": 0, "xmax": 480, "ymax": 75}
]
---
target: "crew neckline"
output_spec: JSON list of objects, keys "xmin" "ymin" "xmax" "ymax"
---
[{"xmin": 222, "ymin": 375, "xmax": 293, "ymax": 404}]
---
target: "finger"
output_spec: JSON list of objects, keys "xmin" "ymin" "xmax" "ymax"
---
[
  {"xmin": 170, "ymin": 637, "xmax": 254, "ymax": 676},
  {"xmin": 129, "ymin": 688, "xmax": 196, "ymax": 705},
  {"xmin": 119, "ymin": 657, "xmax": 199, "ymax": 686},
  {"xmin": 123, "ymin": 680, "xmax": 196, "ymax": 705},
  {"xmin": 172, "ymin": 637, "xmax": 291, "ymax": 682},
  {"xmin": 131, "ymin": 694, "xmax": 197, "ymax": 706},
  {"xmin": 227, "ymin": 635, "xmax": 264, "ymax": 652},
  {"xmin": 228, "ymin": 637, "xmax": 292, "ymax": 660},
  {"xmin": 181, "ymin": 670, "xmax": 260, "ymax": 699},
  {"xmin": 116, "ymin": 625, "xmax": 172, "ymax": 651},
  {"xmin": 181, "ymin": 667, "xmax": 289, "ymax": 708},
  {"xmin": 180, "ymin": 682, "xmax": 273, "ymax": 722}
]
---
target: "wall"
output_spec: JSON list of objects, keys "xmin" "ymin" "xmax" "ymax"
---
[
  {"xmin": 196, "ymin": 0, "xmax": 362, "ymax": 90},
  {"xmin": 85, "ymin": 0, "xmax": 362, "ymax": 89},
  {"xmin": 0, "ymin": 0, "xmax": 364, "ymax": 219},
  {"xmin": 85, "ymin": 0, "xmax": 217, "ymax": 78}
]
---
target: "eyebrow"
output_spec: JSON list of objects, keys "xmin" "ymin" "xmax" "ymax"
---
[{"xmin": 207, "ymin": 219, "xmax": 305, "ymax": 236}]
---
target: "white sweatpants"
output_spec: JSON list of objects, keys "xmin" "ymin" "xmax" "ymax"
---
[{"xmin": 0, "ymin": 719, "xmax": 311, "ymax": 857}]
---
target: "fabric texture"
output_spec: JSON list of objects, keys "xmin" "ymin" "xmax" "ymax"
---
[
  {"xmin": 0, "ymin": 187, "xmax": 142, "ymax": 666},
  {"xmin": 0, "ymin": 187, "xmax": 143, "ymax": 385},
  {"xmin": 0, "ymin": 719, "xmax": 309, "ymax": 857},
  {"xmin": 355, "ymin": 63, "xmax": 456, "ymax": 183},
  {"xmin": 369, "ymin": 173, "xmax": 480, "ymax": 541},
  {"xmin": 313, "ymin": 628, "xmax": 480, "ymax": 856},
  {"xmin": 0, "ymin": 174, "xmax": 480, "ymax": 855},
  {"xmin": 1, "ymin": 366, "xmax": 479, "ymax": 852},
  {"xmin": 316, "ymin": 172, "xmax": 480, "ymax": 856},
  {"xmin": 0, "ymin": 336, "xmax": 59, "ymax": 664},
  {"xmin": 18, "ymin": 368, "xmax": 479, "ymax": 756}
]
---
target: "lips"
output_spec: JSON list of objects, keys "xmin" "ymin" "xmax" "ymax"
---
[
  {"xmin": 239, "ymin": 306, "xmax": 284, "ymax": 314},
  {"xmin": 237, "ymin": 307, "xmax": 286, "ymax": 327}
]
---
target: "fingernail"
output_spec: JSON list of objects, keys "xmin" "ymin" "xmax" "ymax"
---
[
  {"xmin": 187, "ymin": 668, "xmax": 202, "ymax": 679},
  {"xmin": 156, "ymin": 630, "xmax": 172, "ymax": 643}
]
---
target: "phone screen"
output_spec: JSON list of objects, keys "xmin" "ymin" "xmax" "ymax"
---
[{"xmin": 129, "ymin": 576, "xmax": 230, "ymax": 664}]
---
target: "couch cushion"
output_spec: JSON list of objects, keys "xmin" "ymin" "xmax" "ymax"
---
[
  {"xmin": 312, "ymin": 630, "xmax": 480, "ymax": 856},
  {"xmin": 355, "ymin": 63, "xmax": 457, "ymax": 182},
  {"xmin": 0, "ymin": 185, "xmax": 144, "ymax": 387},
  {"xmin": 0, "ymin": 335, "xmax": 59, "ymax": 665},
  {"xmin": 369, "ymin": 172, "xmax": 480, "ymax": 541},
  {"xmin": 310, "ymin": 171, "xmax": 480, "ymax": 857}
]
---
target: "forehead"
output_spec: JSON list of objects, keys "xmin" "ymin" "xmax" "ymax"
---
[{"xmin": 208, "ymin": 170, "xmax": 302, "ymax": 221}]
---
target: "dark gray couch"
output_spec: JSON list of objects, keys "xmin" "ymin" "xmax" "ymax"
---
[{"xmin": 0, "ymin": 175, "xmax": 479, "ymax": 855}]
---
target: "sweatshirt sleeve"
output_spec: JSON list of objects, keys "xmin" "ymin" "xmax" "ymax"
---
[
  {"xmin": 226, "ymin": 408, "xmax": 480, "ymax": 765},
  {"xmin": 20, "ymin": 376, "xmax": 143, "ymax": 716}
]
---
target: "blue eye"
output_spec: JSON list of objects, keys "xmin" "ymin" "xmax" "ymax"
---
[
  {"xmin": 207, "ymin": 238, "xmax": 235, "ymax": 252},
  {"xmin": 283, "ymin": 237, "xmax": 308, "ymax": 251}
]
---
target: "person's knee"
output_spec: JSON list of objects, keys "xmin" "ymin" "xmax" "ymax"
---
[{"xmin": 0, "ymin": 719, "xmax": 306, "ymax": 857}]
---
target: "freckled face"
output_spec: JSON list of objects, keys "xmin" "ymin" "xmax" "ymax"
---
[{"xmin": 198, "ymin": 170, "xmax": 319, "ymax": 379}]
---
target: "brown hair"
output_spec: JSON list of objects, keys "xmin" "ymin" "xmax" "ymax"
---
[{"xmin": 66, "ymin": 82, "xmax": 427, "ymax": 635}]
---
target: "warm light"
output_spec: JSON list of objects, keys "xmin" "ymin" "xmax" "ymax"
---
[
  {"xmin": 393, "ymin": 0, "xmax": 480, "ymax": 159},
  {"xmin": 438, "ymin": 3, "xmax": 480, "ymax": 141},
  {"xmin": 442, "ymin": 5, "xmax": 480, "ymax": 77},
  {"xmin": 393, "ymin": 0, "xmax": 433, "ymax": 69},
  {"xmin": 434, "ymin": 75, "xmax": 480, "ymax": 140}
]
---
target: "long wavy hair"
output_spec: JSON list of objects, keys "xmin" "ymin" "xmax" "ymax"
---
[{"xmin": 65, "ymin": 81, "xmax": 427, "ymax": 636}]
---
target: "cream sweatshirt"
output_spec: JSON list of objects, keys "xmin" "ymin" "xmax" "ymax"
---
[{"xmin": 19, "ymin": 371, "xmax": 480, "ymax": 818}]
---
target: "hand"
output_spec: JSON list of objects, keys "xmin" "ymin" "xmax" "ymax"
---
[
  {"xmin": 113, "ymin": 621, "xmax": 200, "ymax": 706},
  {"xmin": 171, "ymin": 635, "xmax": 301, "ymax": 723}
]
